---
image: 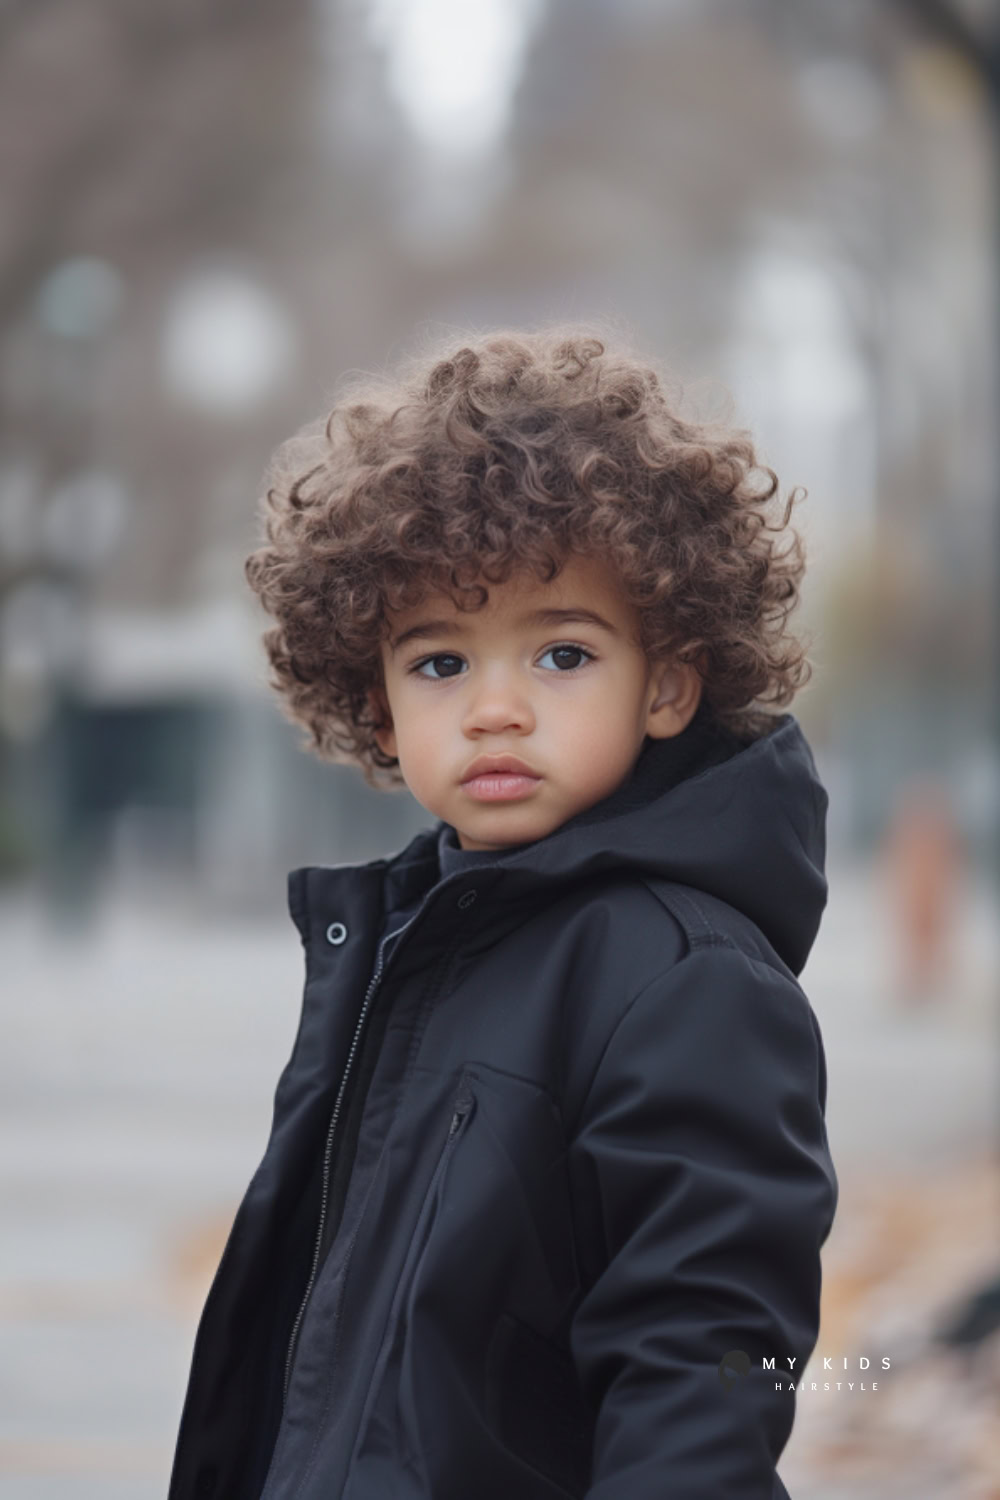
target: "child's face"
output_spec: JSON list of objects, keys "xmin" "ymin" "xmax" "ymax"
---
[{"xmin": 371, "ymin": 552, "xmax": 702, "ymax": 851}]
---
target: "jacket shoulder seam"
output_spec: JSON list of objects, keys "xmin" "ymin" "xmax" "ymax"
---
[{"xmin": 639, "ymin": 877, "xmax": 738, "ymax": 953}]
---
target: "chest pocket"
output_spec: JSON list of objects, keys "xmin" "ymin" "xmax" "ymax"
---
[
  {"xmin": 352, "ymin": 1062, "xmax": 591, "ymax": 1497},
  {"xmin": 387, "ymin": 1061, "xmax": 583, "ymax": 1353}
]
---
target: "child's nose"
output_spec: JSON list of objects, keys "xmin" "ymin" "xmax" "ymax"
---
[{"xmin": 461, "ymin": 665, "xmax": 536, "ymax": 734}]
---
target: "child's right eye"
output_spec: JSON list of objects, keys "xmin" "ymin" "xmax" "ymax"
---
[{"xmin": 410, "ymin": 654, "xmax": 465, "ymax": 680}]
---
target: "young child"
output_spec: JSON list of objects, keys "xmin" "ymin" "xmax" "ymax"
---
[{"xmin": 168, "ymin": 326, "xmax": 838, "ymax": 1500}]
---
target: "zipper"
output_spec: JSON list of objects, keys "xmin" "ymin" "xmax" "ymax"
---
[
  {"xmin": 281, "ymin": 915, "xmax": 418, "ymax": 1403},
  {"xmin": 281, "ymin": 859, "xmax": 493, "ymax": 1405}
]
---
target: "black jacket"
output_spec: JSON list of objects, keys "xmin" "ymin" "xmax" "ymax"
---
[{"xmin": 168, "ymin": 708, "xmax": 838, "ymax": 1500}]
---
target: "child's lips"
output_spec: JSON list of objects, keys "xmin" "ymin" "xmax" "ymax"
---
[{"xmin": 460, "ymin": 770, "xmax": 542, "ymax": 803}]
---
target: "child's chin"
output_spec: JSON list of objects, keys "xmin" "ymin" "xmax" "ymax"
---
[{"xmin": 453, "ymin": 812, "xmax": 553, "ymax": 852}]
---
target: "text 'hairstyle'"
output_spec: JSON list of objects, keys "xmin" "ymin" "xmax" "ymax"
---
[{"xmin": 245, "ymin": 324, "xmax": 812, "ymax": 789}]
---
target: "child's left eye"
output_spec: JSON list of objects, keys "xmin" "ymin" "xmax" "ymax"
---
[{"xmin": 537, "ymin": 643, "xmax": 595, "ymax": 672}]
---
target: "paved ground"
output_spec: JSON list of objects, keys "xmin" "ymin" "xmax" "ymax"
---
[{"xmin": 1, "ymin": 854, "xmax": 997, "ymax": 1497}]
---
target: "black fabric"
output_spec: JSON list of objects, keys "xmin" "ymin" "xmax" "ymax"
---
[{"xmin": 168, "ymin": 708, "xmax": 837, "ymax": 1500}]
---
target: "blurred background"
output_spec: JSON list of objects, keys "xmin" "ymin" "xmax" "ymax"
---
[{"xmin": 2, "ymin": 0, "xmax": 999, "ymax": 1495}]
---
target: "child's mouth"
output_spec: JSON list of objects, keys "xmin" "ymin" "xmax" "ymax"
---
[{"xmin": 461, "ymin": 772, "xmax": 542, "ymax": 802}]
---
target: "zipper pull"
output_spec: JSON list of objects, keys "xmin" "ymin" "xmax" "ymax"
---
[{"xmin": 448, "ymin": 1091, "xmax": 475, "ymax": 1137}]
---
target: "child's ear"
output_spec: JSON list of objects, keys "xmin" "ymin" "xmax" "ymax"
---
[
  {"xmin": 368, "ymin": 685, "xmax": 397, "ymax": 758},
  {"xmin": 645, "ymin": 661, "xmax": 702, "ymax": 740}
]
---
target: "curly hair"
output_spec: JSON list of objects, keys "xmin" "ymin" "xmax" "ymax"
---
[{"xmin": 245, "ymin": 322, "xmax": 813, "ymax": 790}]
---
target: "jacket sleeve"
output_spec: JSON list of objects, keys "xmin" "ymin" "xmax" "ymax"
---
[{"xmin": 567, "ymin": 944, "xmax": 838, "ymax": 1499}]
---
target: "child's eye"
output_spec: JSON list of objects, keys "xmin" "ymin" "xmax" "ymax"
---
[
  {"xmin": 408, "ymin": 643, "xmax": 596, "ymax": 680},
  {"xmin": 410, "ymin": 653, "xmax": 465, "ymax": 680},
  {"xmin": 537, "ymin": 643, "xmax": 596, "ymax": 673}
]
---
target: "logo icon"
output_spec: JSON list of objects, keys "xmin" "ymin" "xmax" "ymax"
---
[{"xmin": 718, "ymin": 1349, "xmax": 751, "ymax": 1392}]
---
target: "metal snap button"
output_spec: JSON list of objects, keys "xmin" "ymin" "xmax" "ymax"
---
[
  {"xmin": 457, "ymin": 889, "xmax": 477, "ymax": 910},
  {"xmin": 326, "ymin": 921, "xmax": 348, "ymax": 945}
]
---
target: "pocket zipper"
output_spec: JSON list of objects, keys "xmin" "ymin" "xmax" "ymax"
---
[{"xmin": 349, "ymin": 1081, "xmax": 477, "ymax": 1453}]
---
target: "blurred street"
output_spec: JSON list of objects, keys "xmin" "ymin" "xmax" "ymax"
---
[{"xmin": 1, "ymin": 853, "xmax": 998, "ymax": 1498}]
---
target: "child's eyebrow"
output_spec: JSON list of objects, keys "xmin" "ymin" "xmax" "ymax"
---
[{"xmin": 389, "ymin": 607, "xmax": 619, "ymax": 654}]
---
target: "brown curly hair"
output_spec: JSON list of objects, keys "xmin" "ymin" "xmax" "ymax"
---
[{"xmin": 245, "ymin": 322, "xmax": 813, "ymax": 790}]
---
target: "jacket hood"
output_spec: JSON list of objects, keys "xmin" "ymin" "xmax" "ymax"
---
[{"xmin": 384, "ymin": 702, "xmax": 829, "ymax": 978}]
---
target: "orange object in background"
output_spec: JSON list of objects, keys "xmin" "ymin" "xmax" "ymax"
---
[{"xmin": 883, "ymin": 776, "xmax": 963, "ymax": 1007}]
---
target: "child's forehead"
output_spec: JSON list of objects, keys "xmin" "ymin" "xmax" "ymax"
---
[{"xmin": 388, "ymin": 551, "xmax": 629, "ymax": 619}]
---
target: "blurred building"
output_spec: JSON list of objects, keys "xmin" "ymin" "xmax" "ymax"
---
[{"xmin": 0, "ymin": 0, "xmax": 996, "ymax": 918}]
